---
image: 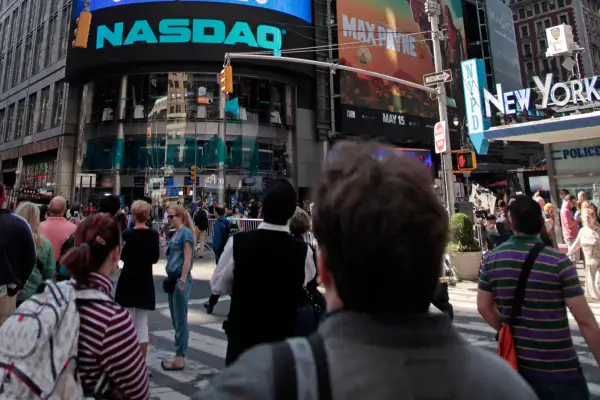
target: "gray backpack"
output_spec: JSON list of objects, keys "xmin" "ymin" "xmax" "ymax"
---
[{"xmin": 0, "ymin": 281, "xmax": 112, "ymax": 399}]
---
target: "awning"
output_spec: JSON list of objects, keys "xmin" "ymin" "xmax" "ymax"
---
[{"xmin": 481, "ymin": 111, "xmax": 600, "ymax": 144}]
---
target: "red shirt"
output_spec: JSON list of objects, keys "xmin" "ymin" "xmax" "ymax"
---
[
  {"xmin": 560, "ymin": 206, "xmax": 578, "ymax": 240},
  {"xmin": 74, "ymin": 273, "xmax": 149, "ymax": 399}
]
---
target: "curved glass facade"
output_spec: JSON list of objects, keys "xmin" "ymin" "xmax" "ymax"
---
[{"xmin": 82, "ymin": 72, "xmax": 293, "ymax": 206}]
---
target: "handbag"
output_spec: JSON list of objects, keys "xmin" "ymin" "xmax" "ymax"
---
[
  {"xmin": 497, "ymin": 242, "xmax": 544, "ymax": 370},
  {"xmin": 162, "ymin": 275, "xmax": 179, "ymax": 294}
]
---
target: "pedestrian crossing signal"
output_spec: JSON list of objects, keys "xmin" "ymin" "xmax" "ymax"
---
[
  {"xmin": 72, "ymin": 11, "xmax": 92, "ymax": 49},
  {"xmin": 220, "ymin": 66, "xmax": 233, "ymax": 94},
  {"xmin": 451, "ymin": 150, "xmax": 477, "ymax": 173}
]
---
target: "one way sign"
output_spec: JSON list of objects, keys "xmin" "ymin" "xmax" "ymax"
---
[{"xmin": 423, "ymin": 70, "xmax": 453, "ymax": 86}]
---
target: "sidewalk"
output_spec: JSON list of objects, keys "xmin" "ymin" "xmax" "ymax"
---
[{"xmin": 451, "ymin": 264, "xmax": 587, "ymax": 292}]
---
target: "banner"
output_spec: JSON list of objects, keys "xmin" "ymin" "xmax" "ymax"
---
[{"xmin": 337, "ymin": 0, "xmax": 466, "ymax": 128}]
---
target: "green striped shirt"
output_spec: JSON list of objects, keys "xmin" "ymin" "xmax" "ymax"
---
[{"xmin": 478, "ymin": 235, "xmax": 584, "ymax": 379}]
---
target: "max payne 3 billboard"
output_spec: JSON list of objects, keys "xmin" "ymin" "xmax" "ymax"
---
[{"xmin": 337, "ymin": 0, "xmax": 467, "ymax": 140}]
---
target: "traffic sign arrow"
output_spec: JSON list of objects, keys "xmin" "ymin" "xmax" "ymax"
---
[{"xmin": 423, "ymin": 70, "xmax": 453, "ymax": 86}]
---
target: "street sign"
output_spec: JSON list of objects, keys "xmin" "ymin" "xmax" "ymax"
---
[
  {"xmin": 423, "ymin": 69, "xmax": 453, "ymax": 86},
  {"xmin": 434, "ymin": 121, "xmax": 447, "ymax": 154}
]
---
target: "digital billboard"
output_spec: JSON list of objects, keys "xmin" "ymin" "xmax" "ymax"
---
[
  {"xmin": 67, "ymin": 1, "xmax": 314, "ymax": 79},
  {"xmin": 337, "ymin": 0, "xmax": 467, "ymax": 141},
  {"xmin": 485, "ymin": 0, "xmax": 522, "ymax": 92},
  {"xmin": 88, "ymin": 0, "xmax": 312, "ymax": 24}
]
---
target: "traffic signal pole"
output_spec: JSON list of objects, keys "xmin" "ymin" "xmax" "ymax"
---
[
  {"xmin": 426, "ymin": 0, "xmax": 455, "ymax": 216},
  {"xmin": 225, "ymin": 10, "xmax": 456, "ymax": 215},
  {"xmin": 224, "ymin": 54, "xmax": 436, "ymax": 94}
]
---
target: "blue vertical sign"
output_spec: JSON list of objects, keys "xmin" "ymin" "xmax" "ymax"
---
[{"xmin": 461, "ymin": 59, "xmax": 490, "ymax": 155}]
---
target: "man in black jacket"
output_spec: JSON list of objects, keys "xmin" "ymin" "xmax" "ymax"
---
[
  {"xmin": 210, "ymin": 179, "xmax": 316, "ymax": 365},
  {"xmin": 0, "ymin": 184, "xmax": 36, "ymax": 326}
]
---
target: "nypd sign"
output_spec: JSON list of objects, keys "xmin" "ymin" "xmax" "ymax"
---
[{"xmin": 96, "ymin": 18, "xmax": 285, "ymax": 56}]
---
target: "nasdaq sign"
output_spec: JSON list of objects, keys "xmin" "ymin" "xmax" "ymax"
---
[
  {"xmin": 88, "ymin": 0, "xmax": 313, "ymax": 24},
  {"xmin": 461, "ymin": 59, "xmax": 490, "ymax": 155},
  {"xmin": 96, "ymin": 19, "xmax": 284, "ymax": 56}
]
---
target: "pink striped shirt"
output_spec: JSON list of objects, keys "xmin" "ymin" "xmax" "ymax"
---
[{"xmin": 74, "ymin": 273, "xmax": 149, "ymax": 400}]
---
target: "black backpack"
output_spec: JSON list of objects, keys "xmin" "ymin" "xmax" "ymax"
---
[{"xmin": 194, "ymin": 209, "xmax": 209, "ymax": 231}]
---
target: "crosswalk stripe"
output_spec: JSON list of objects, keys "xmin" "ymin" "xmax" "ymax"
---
[
  {"xmin": 147, "ymin": 343, "xmax": 220, "ymax": 384},
  {"xmin": 153, "ymin": 329, "xmax": 227, "ymax": 359}
]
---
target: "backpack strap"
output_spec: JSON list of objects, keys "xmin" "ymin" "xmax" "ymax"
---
[
  {"xmin": 307, "ymin": 334, "xmax": 332, "ymax": 400},
  {"xmin": 508, "ymin": 242, "xmax": 545, "ymax": 329},
  {"xmin": 272, "ymin": 334, "xmax": 332, "ymax": 400}
]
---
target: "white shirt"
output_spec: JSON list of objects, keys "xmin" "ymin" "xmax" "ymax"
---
[{"xmin": 210, "ymin": 222, "xmax": 317, "ymax": 295}]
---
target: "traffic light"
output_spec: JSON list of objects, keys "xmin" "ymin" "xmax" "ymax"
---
[
  {"xmin": 220, "ymin": 65, "xmax": 233, "ymax": 94},
  {"xmin": 72, "ymin": 11, "xmax": 92, "ymax": 49},
  {"xmin": 190, "ymin": 165, "xmax": 197, "ymax": 183},
  {"xmin": 451, "ymin": 150, "xmax": 477, "ymax": 173}
]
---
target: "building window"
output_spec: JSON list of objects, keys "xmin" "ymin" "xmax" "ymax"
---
[
  {"xmin": 539, "ymin": 39, "xmax": 547, "ymax": 51},
  {"xmin": 0, "ymin": 109, "xmax": 5, "ymax": 143},
  {"xmin": 524, "ymin": 43, "xmax": 532, "ymax": 57},
  {"xmin": 38, "ymin": 86, "xmax": 49, "ymax": 131},
  {"xmin": 534, "ymin": 3, "xmax": 540, "ymax": 14},
  {"xmin": 37, "ymin": 0, "xmax": 45, "ymax": 26},
  {"xmin": 519, "ymin": 8, "xmax": 526, "ymax": 19},
  {"xmin": 15, "ymin": 99, "xmax": 25, "ymax": 139},
  {"xmin": 58, "ymin": 4, "xmax": 70, "ymax": 59},
  {"xmin": 526, "ymin": 7, "xmax": 533, "ymax": 16},
  {"xmin": 559, "ymin": 14, "xmax": 569, "ymax": 24},
  {"xmin": 11, "ymin": 7, "xmax": 20, "ymax": 46},
  {"xmin": 542, "ymin": 58, "xmax": 550, "ymax": 73},
  {"xmin": 45, "ymin": 15, "xmax": 57, "ymax": 67},
  {"xmin": 22, "ymin": 35, "xmax": 32, "ymax": 81},
  {"xmin": 33, "ymin": 26, "xmax": 43, "ymax": 75},
  {"xmin": 26, "ymin": 92, "xmax": 36, "ymax": 136},
  {"xmin": 11, "ymin": 43, "xmax": 21, "ymax": 87},
  {"xmin": 526, "ymin": 62, "xmax": 534, "ymax": 75},
  {"xmin": 52, "ymin": 81, "xmax": 64, "ymax": 127},
  {"xmin": 544, "ymin": 19, "xmax": 551, "ymax": 28},
  {"xmin": 542, "ymin": 2, "xmax": 549, "ymax": 12},
  {"xmin": 3, "ymin": 15, "xmax": 11, "ymax": 52},
  {"xmin": 521, "ymin": 25, "xmax": 529, "ymax": 37},
  {"xmin": 6, "ymin": 103, "xmax": 14, "ymax": 141},
  {"xmin": 536, "ymin": 20, "xmax": 544, "ymax": 33},
  {"xmin": 3, "ymin": 49, "xmax": 12, "ymax": 92}
]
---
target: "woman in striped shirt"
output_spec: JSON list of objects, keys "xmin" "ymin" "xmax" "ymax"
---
[{"xmin": 61, "ymin": 214, "xmax": 150, "ymax": 400}]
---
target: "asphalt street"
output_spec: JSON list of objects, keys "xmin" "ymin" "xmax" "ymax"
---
[{"xmin": 116, "ymin": 261, "xmax": 600, "ymax": 400}]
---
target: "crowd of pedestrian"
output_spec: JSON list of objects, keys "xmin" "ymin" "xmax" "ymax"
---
[{"xmin": 2, "ymin": 140, "xmax": 600, "ymax": 399}]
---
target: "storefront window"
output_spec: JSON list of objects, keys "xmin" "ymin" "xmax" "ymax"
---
[
  {"xmin": 552, "ymin": 139, "xmax": 600, "ymax": 204},
  {"xmin": 85, "ymin": 72, "xmax": 292, "ymax": 206},
  {"xmin": 19, "ymin": 160, "xmax": 57, "ymax": 202}
]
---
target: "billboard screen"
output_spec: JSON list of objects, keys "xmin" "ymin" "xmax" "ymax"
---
[
  {"xmin": 337, "ymin": 0, "xmax": 467, "ymax": 141},
  {"xmin": 67, "ymin": 1, "xmax": 314, "ymax": 79},
  {"xmin": 89, "ymin": 0, "xmax": 312, "ymax": 24},
  {"xmin": 485, "ymin": 0, "xmax": 522, "ymax": 92}
]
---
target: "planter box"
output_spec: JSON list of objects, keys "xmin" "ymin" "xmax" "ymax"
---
[{"xmin": 451, "ymin": 251, "xmax": 483, "ymax": 281}]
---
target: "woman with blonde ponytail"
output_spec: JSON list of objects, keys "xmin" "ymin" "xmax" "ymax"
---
[
  {"xmin": 15, "ymin": 202, "xmax": 56, "ymax": 305},
  {"xmin": 161, "ymin": 205, "xmax": 195, "ymax": 371}
]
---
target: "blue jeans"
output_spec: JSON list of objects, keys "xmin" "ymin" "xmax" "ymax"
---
[
  {"xmin": 524, "ymin": 376, "xmax": 589, "ymax": 400},
  {"xmin": 167, "ymin": 275, "xmax": 192, "ymax": 357}
]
